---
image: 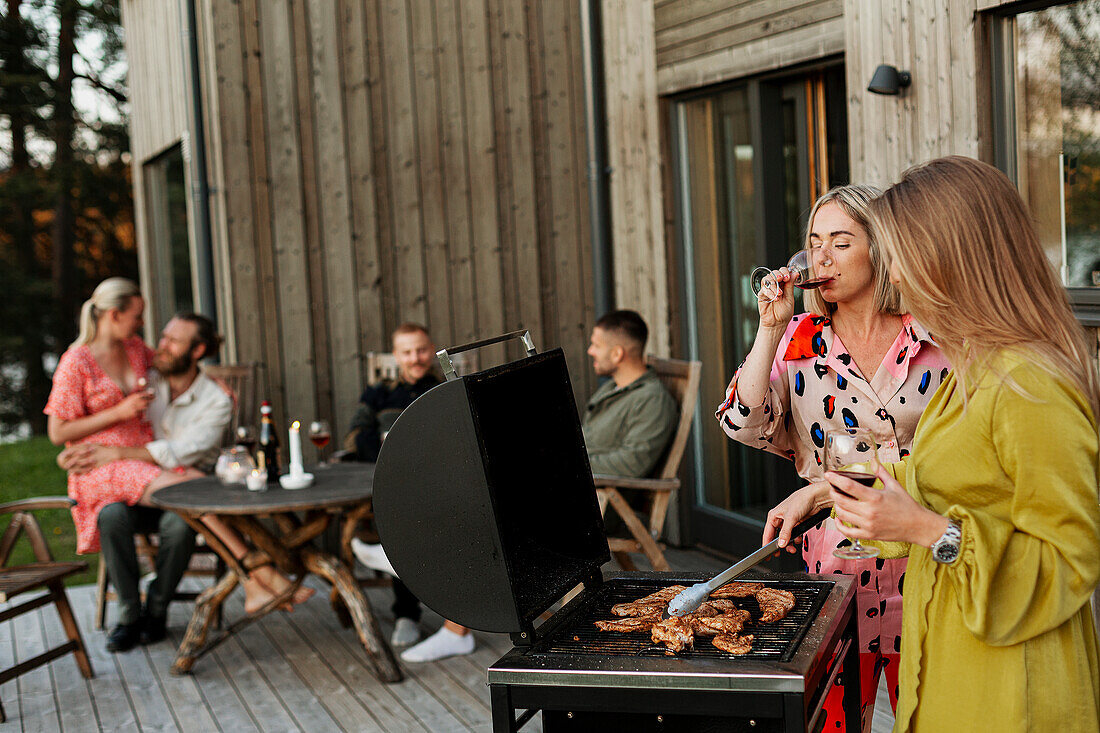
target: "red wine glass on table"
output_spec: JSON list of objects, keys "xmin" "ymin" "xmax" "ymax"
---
[
  {"xmin": 750, "ymin": 249, "xmax": 832, "ymax": 302},
  {"xmin": 825, "ymin": 427, "xmax": 881, "ymax": 560},
  {"xmin": 235, "ymin": 425, "xmax": 258, "ymax": 456},
  {"xmin": 309, "ymin": 419, "xmax": 332, "ymax": 468}
]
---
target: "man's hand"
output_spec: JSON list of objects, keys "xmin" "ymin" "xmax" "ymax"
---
[{"xmin": 57, "ymin": 444, "xmax": 118, "ymax": 475}]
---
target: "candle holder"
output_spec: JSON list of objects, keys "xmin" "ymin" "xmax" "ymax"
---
[
  {"xmin": 246, "ymin": 469, "xmax": 268, "ymax": 492},
  {"xmin": 215, "ymin": 447, "xmax": 255, "ymax": 486}
]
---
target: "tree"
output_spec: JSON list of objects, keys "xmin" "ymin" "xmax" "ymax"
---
[{"xmin": 0, "ymin": 0, "xmax": 135, "ymax": 437}]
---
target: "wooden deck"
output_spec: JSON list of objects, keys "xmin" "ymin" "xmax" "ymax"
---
[{"xmin": 0, "ymin": 547, "xmax": 894, "ymax": 732}]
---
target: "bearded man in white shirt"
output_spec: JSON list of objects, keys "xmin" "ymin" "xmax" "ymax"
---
[{"xmin": 59, "ymin": 313, "xmax": 233, "ymax": 652}]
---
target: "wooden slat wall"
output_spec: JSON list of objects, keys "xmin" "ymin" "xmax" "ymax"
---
[
  {"xmin": 185, "ymin": 0, "xmax": 595, "ymax": 433},
  {"xmin": 601, "ymin": 0, "xmax": 670, "ymax": 357},
  {"xmin": 843, "ymin": 0, "xmax": 988, "ymax": 186},
  {"xmin": 119, "ymin": 0, "xmax": 192, "ymax": 332},
  {"xmin": 654, "ymin": 0, "xmax": 845, "ymax": 95}
]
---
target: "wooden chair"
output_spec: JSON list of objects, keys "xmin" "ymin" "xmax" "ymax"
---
[
  {"xmin": 93, "ymin": 363, "xmax": 252, "ymax": 629},
  {"xmin": 0, "ymin": 497, "xmax": 93, "ymax": 722},
  {"xmin": 594, "ymin": 355, "xmax": 702, "ymax": 572},
  {"xmin": 202, "ymin": 362, "xmax": 258, "ymax": 447}
]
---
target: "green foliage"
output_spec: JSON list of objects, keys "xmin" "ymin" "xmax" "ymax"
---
[{"xmin": 0, "ymin": 435, "xmax": 96, "ymax": 585}]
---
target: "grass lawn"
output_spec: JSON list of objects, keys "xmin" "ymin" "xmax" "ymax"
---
[{"xmin": 0, "ymin": 435, "xmax": 97, "ymax": 585}]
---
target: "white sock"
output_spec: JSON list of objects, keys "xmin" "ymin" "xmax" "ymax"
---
[
  {"xmin": 400, "ymin": 626, "xmax": 475, "ymax": 663},
  {"xmin": 351, "ymin": 538, "xmax": 397, "ymax": 576},
  {"xmin": 391, "ymin": 617, "xmax": 421, "ymax": 648}
]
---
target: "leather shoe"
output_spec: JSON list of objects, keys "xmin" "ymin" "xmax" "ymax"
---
[
  {"xmin": 140, "ymin": 614, "xmax": 168, "ymax": 645},
  {"xmin": 106, "ymin": 622, "xmax": 142, "ymax": 653}
]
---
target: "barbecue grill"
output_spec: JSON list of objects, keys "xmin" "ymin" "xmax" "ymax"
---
[{"xmin": 373, "ymin": 333, "xmax": 860, "ymax": 732}]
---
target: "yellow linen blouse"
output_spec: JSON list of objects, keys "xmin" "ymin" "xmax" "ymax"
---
[{"xmin": 893, "ymin": 355, "xmax": 1100, "ymax": 732}]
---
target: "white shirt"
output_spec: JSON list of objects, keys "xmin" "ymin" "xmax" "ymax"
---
[{"xmin": 145, "ymin": 372, "xmax": 233, "ymax": 472}]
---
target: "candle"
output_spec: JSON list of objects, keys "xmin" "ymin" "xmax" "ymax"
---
[
  {"xmin": 246, "ymin": 469, "xmax": 267, "ymax": 491},
  {"xmin": 288, "ymin": 420, "xmax": 304, "ymax": 477}
]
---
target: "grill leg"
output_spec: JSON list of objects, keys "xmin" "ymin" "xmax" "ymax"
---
[{"xmin": 491, "ymin": 685, "xmax": 516, "ymax": 733}]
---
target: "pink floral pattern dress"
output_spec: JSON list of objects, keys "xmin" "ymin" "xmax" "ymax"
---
[{"xmin": 44, "ymin": 337, "xmax": 161, "ymax": 554}]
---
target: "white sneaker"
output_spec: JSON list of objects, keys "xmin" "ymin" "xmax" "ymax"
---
[
  {"xmin": 400, "ymin": 626, "xmax": 475, "ymax": 663},
  {"xmin": 390, "ymin": 617, "xmax": 421, "ymax": 648},
  {"xmin": 351, "ymin": 539, "xmax": 397, "ymax": 576}
]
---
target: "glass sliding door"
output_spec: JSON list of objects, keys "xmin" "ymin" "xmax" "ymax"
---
[
  {"xmin": 671, "ymin": 66, "xmax": 849, "ymax": 557},
  {"xmin": 143, "ymin": 145, "xmax": 194, "ymax": 328}
]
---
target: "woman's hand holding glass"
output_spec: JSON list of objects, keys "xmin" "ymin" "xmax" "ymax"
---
[{"xmin": 827, "ymin": 462, "xmax": 951, "ymax": 552}]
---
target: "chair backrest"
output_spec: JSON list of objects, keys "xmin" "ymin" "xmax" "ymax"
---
[
  {"xmin": 646, "ymin": 355, "xmax": 703, "ymax": 481},
  {"xmin": 365, "ymin": 351, "xmax": 479, "ymax": 386},
  {"xmin": 201, "ymin": 362, "xmax": 257, "ymax": 447}
]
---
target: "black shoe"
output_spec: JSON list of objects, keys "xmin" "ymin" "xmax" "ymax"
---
[
  {"xmin": 106, "ymin": 622, "xmax": 142, "ymax": 653},
  {"xmin": 140, "ymin": 614, "xmax": 168, "ymax": 645}
]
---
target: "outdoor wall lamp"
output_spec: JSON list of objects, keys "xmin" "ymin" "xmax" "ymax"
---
[{"xmin": 867, "ymin": 65, "xmax": 911, "ymax": 95}]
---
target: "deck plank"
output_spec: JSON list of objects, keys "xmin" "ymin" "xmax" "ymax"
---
[
  {"xmin": 293, "ymin": 590, "xmax": 472, "ymax": 732},
  {"xmin": 0, "ymin": 616, "xmax": 21, "ymax": 732},
  {"xmin": 37, "ymin": 595, "xmax": 97, "ymax": 732},
  {"xmin": 67, "ymin": 581, "xmax": 140, "ymax": 732},
  {"xmin": 12, "ymin": 594, "xmax": 61, "ymax": 733}
]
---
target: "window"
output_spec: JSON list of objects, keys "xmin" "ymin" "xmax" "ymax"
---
[
  {"xmin": 991, "ymin": 0, "xmax": 1100, "ymax": 319},
  {"xmin": 669, "ymin": 65, "xmax": 848, "ymax": 557},
  {"xmin": 143, "ymin": 144, "xmax": 194, "ymax": 325}
]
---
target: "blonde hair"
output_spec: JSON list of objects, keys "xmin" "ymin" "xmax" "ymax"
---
[
  {"xmin": 72, "ymin": 277, "xmax": 142, "ymax": 349},
  {"xmin": 801, "ymin": 184, "xmax": 903, "ymax": 317},
  {"xmin": 870, "ymin": 156, "xmax": 1099, "ymax": 417}
]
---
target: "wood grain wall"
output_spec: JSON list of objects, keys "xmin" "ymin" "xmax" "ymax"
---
[
  {"xmin": 842, "ymin": 0, "xmax": 992, "ymax": 186},
  {"xmin": 654, "ymin": 0, "xmax": 845, "ymax": 95},
  {"xmin": 182, "ymin": 0, "xmax": 596, "ymax": 433},
  {"xmin": 119, "ymin": 0, "xmax": 192, "ymax": 333}
]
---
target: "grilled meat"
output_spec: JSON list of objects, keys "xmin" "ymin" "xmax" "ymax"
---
[
  {"xmin": 635, "ymin": 585, "xmax": 688, "ymax": 605},
  {"xmin": 710, "ymin": 581, "xmax": 765, "ymax": 598},
  {"xmin": 755, "ymin": 587, "xmax": 796, "ymax": 623},
  {"xmin": 698, "ymin": 598, "xmax": 739, "ymax": 615},
  {"xmin": 650, "ymin": 616, "xmax": 695, "ymax": 652},
  {"xmin": 712, "ymin": 633, "xmax": 754, "ymax": 655},
  {"xmin": 610, "ymin": 601, "xmax": 664, "ymax": 619},
  {"xmin": 693, "ymin": 610, "xmax": 751, "ymax": 636},
  {"xmin": 594, "ymin": 617, "xmax": 655, "ymax": 633}
]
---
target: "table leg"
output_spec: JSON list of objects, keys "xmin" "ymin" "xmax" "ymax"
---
[
  {"xmin": 301, "ymin": 545, "xmax": 403, "ymax": 683},
  {"xmin": 172, "ymin": 569, "xmax": 238, "ymax": 675}
]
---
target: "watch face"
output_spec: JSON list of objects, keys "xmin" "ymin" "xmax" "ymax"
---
[{"xmin": 934, "ymin": 543, "xmax": 959, "ymax": 563}]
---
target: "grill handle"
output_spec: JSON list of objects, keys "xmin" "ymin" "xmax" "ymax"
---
[{"xmin": 436, "ymin": 330, "xmax": 537, "ymax": 381}]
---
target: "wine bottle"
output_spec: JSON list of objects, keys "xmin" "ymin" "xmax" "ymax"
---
[{"xmin": 257, "ymin": 400, "xmax": 281, "ymax": 483}]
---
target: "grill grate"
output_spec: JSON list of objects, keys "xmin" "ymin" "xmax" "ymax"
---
[{"xmin": 529, "ymin": 578, "xmax": 832, "ymax": 663}]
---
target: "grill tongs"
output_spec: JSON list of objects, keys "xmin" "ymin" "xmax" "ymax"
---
[{"xmin": 667, "ymin": 508, "xmax": 832, "ymax": 617}]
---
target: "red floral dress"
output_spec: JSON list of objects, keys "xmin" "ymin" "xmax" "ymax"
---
[{"xmin": 44, "ymin": 338, "xmax": 162, "ymax": 553}]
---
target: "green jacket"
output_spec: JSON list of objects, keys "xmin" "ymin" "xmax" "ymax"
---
[{"xmin": 582, "ymin": 368, "xmax": 677, "ymax": 478}]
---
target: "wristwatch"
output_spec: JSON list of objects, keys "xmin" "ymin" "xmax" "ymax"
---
[{"xmin": 930, "ymin": 519, "xmax": 961, "ymax": 564}]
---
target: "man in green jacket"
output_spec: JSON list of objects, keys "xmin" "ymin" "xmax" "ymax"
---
[{"xmin": 582, "ymin": 309, "xmax": 677, "ymax": 478}]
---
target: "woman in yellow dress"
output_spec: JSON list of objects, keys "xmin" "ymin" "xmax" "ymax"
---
[{"xmin": 824, "ymin": 155, "xmax": 1100, "ymax": 732}]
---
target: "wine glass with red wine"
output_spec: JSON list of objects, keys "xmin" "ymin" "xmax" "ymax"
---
[
  {"xmin": 309, "ymin": 420, "xmax": 332, "ymax": 467},
  {"xmin": 750, "ymin": 250, "xmax": 832, "ymax": 303},
  {"xmin": 825, "ymin": 427, "xmax": 881, "ymax": 560}
]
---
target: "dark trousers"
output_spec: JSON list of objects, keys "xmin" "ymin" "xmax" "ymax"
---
[
  {"xmin": 392, "ymin": 578, "xmax": 421, "ymax": 622},
  {"xmin": 98, "ymin": 503, "xmax": 196, "ymax": 625}
]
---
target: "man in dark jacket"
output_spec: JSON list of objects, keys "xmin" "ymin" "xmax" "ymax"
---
[{"xmin": 347, "ymin": 323, "xmax": 440, "ymax": 649}]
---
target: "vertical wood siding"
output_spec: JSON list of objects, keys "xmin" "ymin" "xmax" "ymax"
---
[
  {"xmin": 844, "ymin": 0, "xmax": 988, "ymax": 185},
  {"xmin": 653, "ymin": 0, "xmax": 845, "ymax": 95},
  {"xmin": 165, "ymin": 0, "xmax": 596, "ymax": 432},
  {"xmin": 602, "ymin": 0, "xmax": 670, "ymax": 357}
]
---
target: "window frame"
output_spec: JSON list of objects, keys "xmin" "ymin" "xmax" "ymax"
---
[{"xmin": 987, "ymin": 0, "xmax": 1100, "ymax": 325}]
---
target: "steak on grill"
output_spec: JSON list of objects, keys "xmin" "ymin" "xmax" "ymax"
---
[
  {"xmin": 710, "ymin": 581, "xmax": 766, "ymax": 598},
  {"xmin": 693, "ymin": 610, "xmax": 752, "ymax": 636},
  {"xmin": 756, "ymin": 587, "xmax": 796, "ymax": 622},
  {"xmin": 610, "ymin": 601, "xmax": 664, "ymax": 619},
  {"xmin": 594, "ymin": 617, "xmax": 655, "ymax": 633},
  {"xmin": 712, "ymin": 633, "xmax": 754, "ymax": 655},
  {"xmin": 651, "ymin": 616, "xmax": 695, "ymax": 652}
]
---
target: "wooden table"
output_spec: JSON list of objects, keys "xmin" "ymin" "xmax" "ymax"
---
[{"xmin": 150, "ymin": 463, "xmax": 402, "ymax": 682}]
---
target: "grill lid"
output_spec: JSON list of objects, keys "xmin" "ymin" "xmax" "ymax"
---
[{"xmin": 373, "ymin": 336, "xmax": 610, "ymax": 634}]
